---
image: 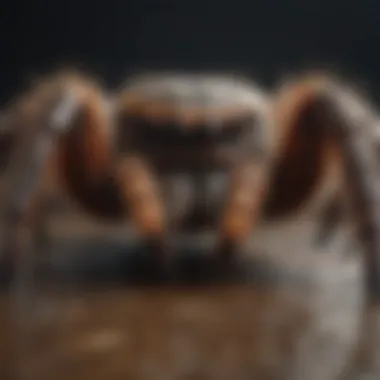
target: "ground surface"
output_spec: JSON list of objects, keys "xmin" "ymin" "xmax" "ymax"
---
[{"xmin": 1, "ymin": 208, "xmax": 380, "ymax": 380}]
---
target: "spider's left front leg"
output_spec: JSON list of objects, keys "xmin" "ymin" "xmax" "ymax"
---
[
  {"xmin": 284, "ymin": 75, "xmax": 380, "ymax": 304},
  {"xmin": 0, "ymin": 80, "xmax": 81, "ymax": 283},
  {"xmin": 214, "ymin": 110, "xmax": 275, "ymax": 271},
  {"xmin": 322, "ymin": 83, "xmax": 380, "ymax": 303}
]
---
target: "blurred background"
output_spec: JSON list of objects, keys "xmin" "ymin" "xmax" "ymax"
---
[
  {"xmin": 1, "ymin": 1, "xmax": 380, "ymax": 379},
  {"xmin": 1, "ymin": 0, "xmax": 380, "ymax": 103}
]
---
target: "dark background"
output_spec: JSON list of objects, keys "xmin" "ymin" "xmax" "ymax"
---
[{"xmin": 1, "ymin": 0, "xmax": 379, "ymax": 104}]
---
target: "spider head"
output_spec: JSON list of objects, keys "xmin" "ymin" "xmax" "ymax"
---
[{"xmin": 116, "ymin": 73, "xmax": 273, "ymax": 173}]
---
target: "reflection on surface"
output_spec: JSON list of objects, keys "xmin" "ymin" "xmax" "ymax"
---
[{"xmin": 0, "ymin": 213, "xmax": 380, "ymax": 380}]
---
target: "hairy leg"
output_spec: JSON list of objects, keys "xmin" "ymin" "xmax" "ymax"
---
[
  {"xmin": 117, "ymin": 156, "xmax": 173, "ymax": 275},
  {"xmin": 214, "ymin": 111, "xmax": 275, "ymax": 269},
  {"xmin": 324, "ymin": 84, "xmax": 380, "ymax": 303},
  {"xmin": 285, "ymin": 75, "xmax": 380, "ymax": 303},
  {"xmin": 0, "ymin": 83, "xmax": 80, "ymax": 284}
]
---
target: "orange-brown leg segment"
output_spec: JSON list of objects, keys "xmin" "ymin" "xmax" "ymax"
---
[
  {"xmin": 117, "ymin": 155, "xmax": 172, "ymax": 271},
  {"xmin": 216, "ymin": 160, "xmax": 270, "ymax": 262},
  {"xmin": 54, "ymin": 72, "xmax": 123, "ymax": 220},
  {"xmin": 215, "ymin": 111, "xmax": 275, "ymax": 266},
  {"xmin": 273, "ymin": 74, "xmax": 380, "ymax": 303}
]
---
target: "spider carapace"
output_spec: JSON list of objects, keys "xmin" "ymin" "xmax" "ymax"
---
[{"xmin": 1, "ymin": 69, "xmax": 380, "ymax": 301}]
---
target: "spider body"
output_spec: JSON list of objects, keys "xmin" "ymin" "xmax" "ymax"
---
[
  {"xmin": 1, "ymin": 69, "xmax": 380, "ymax": 301},
  {"xmin": 115, "ymin": 74, "xmax": 273, "ymax": 236},
  {"xmin": 0, "ymin": 71, "xmax": 272, "ymax": 273}
]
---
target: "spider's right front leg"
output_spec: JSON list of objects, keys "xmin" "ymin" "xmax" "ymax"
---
[
  {"xmin": 215, "ymin": 159, "xmax": 272, "ymax": 273},
  {"xmin": 118, "ymin": 155, "xmax": 172, "ymax": 277}
]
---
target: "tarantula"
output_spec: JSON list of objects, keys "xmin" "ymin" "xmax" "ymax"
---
[{"xmin": 1, "ymin": 69, "xmax": 380, "ymax": 302}]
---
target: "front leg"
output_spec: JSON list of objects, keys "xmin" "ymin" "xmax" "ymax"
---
[
  {"xmin": 213, "ymin": 109, "xmax": 274, "ymax": 274},
  {"xmin": 118, "ymin": 156, "xmax": 173, "ymax": 275},
  {"xmin": 215, "ymin": 160, "xmax": 270, "ymax": 269},
  {"xmin": 276, "ymin": 74, "xmax": 380, "ymax": 303},
  {"xmin": 0, "ymin": 86, "xmax": 80, "ymax": 286}
]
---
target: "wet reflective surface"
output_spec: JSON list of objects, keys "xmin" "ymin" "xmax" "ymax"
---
[{"xmin": 1, "ymin": 212, "xmax": 380, "ymax": 380}]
